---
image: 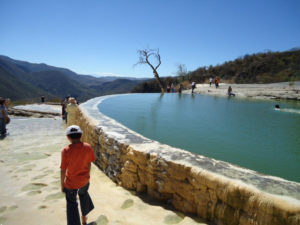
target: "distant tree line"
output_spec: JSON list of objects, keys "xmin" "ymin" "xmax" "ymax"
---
[{"xmin": 132, "ymin": 48, "xmax": 300, "ymax": 93}]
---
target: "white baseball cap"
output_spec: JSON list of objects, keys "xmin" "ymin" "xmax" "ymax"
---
[{"xmin": 66, "ymin": 125, "xmax": 83, "ymax": 136}]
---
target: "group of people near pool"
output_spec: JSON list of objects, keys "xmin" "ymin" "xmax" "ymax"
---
[
  {"xmin": 166, "ymin": 83, "xmax": 176, "ymax": 93},
  {"xmin": 165, "ymin": 77, "xmax": 236, "ymax": 97},
  {"xmin": 166, "ymin": 83, "xmax": 184, "ymax": 93},
  {"xmin": 37, "ymin": 95, "xmax": 79, "ymax": 124},
  {"xmin": 208, "ymin": 77, "xmax": 235, "ymax": 96},
  {"xmin": 209, "ymin": 76, "xmax": 221, "ymax": 88}
]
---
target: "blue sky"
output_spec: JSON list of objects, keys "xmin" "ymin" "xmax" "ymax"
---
[{"xmin": 0, "ymin": 0, "xmax": 299, "ymax": 78}]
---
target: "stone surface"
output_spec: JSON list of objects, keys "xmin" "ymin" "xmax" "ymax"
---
[
  {"xmin": 0, "ymin": 115, "xmax": 208, "ymax": 225},
  {"xmin": 13, "ymin": 103, "xmax": 61, "ymax": 114},
  {"xmin": 183, "ymin": 82, "xmax": 300, "ymax": 101},
  {"xmin": 68, "ymin": 95, "xmax": 300, "ymax": 225},
  {"xmin": 8, "ymin": 103, "xmax": 61, "ymax": 118}
]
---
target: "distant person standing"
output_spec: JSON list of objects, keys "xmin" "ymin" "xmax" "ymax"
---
[
  {"xmin": 61, "ymin": 100, "xmax": 66, "ymax": 121},
  {"xmin": 209, "ymin": 77, "xmax": 213, "ymax": 87},
  {"xmin": 227, "ymin": 86, "xmax": 235, "ymax": 96},
  {"xmin": 191, "ymin": 81, "xmax": 196, "ymax": 93},
  {"xmin": 166, "ymin": 85, "xmax": 171, "ymax": 93},
  {"xmin": 66, "ymin": 98, "xmax": 78, "ymax": 125},
  {"xmin": 178, "ymin": 84, "xmax": 183, "ymax": 94},
  {"xmin": 41, "ymin": 96, "xmax": 45, "ymax": 103},
  {"xmin": 4, "ymin": 98, "xmax": 11, "ymax": 120},
  {"xmin": 215, "ymin": 77, "xmax": 220, "ymax": 88},
  {"xmin": 0, "ymin": 98, "xmax": 10, "ymax": 139},
  {"xmin": 171, "ymin": 83, "xmax": 175, "ymax": 93},
  {"xmin": 62, "ymin": 96, "xmax": 70, "ymax": 123}
]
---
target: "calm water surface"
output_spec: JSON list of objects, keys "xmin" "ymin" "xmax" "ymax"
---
[{"xmin": 99, "ymin": 94, "xmax": 300, "ymax": 182}]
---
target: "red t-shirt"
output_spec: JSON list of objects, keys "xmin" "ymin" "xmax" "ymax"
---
[{"xmin": 60, "ymin": 142, "xmax": 96, "ymax": 189}]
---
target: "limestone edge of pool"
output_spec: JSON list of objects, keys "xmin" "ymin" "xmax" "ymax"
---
[{"xmin": 68, "ymin": 95, "xmax": 300, "ymax": 225}]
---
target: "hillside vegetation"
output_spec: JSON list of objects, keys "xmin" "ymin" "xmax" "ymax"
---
[
  {"xmin": 132, "ymin": 49, "xmax": 300, "ymax": 93},
  {"xmin": 0, "ymin": 55, "xmax": 146, "ymax": 102}
]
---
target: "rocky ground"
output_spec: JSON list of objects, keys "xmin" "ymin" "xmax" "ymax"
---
[
  {"xmin": 183, "ymin": 82, "xmax": 300, "ymax": 101},
  {"xmin": 8, "ymin": 103, "xmax": 61, "ymax": 118},
  {"xmin": 0, "ymin": 106, "xmax": 210, "ymax": 225}
]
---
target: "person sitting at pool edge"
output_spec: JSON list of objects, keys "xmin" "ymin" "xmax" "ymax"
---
[
  {"xmin": 61, "ymin": 125, "xmax": 96, "ymax": 225},
  {"xmin": 227, "ymin": 86, "xmax": 236, "ymax": 97},
  {"xmin": 209, "ymin": 77, "xmax": 213, "ymax": 87}
]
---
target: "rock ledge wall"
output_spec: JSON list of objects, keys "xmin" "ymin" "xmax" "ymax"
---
[{"xmin": 68, "ymin": 96, "xmax": 300, "ymax": 225}]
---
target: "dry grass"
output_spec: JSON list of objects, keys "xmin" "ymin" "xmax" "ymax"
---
[{"xmin": 179, "ymin": 81, "xmax": 191, "ymax": 90}]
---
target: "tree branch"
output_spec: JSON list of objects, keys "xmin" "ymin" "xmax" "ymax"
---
[
  {"xmin": 155, "ymin": 52, "xmax": 161, "ymax": 70},
  {"xmin": 135, "ymin": 48, "xmax": 164, "ymax": 93}
]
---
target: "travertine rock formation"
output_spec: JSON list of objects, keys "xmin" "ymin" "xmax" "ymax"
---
[
  {"xmin": 68, "ymin": 96, "xmax": 300, "ymax": 225},
  {"xmin": 8, "ymin": 108, "xmax": 60, "ymax": 118}
]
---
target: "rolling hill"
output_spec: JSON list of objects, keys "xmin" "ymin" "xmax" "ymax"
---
[
  {"xmin": 0, "ymin": 55, "xmax": 147, "ymax": 102},
  {"xmin": 132, "ymin": 48, "xmax": 300, "ymax": 93}
]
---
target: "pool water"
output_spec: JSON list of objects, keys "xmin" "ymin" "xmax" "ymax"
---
[{"xmin": 99, "ymin": 93, "xmax": 300, "ymax": 183}]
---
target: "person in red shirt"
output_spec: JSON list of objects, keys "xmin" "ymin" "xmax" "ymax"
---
[{"xmin": 61, "ymin": 125, "xmax": 96, "ymax": 225}]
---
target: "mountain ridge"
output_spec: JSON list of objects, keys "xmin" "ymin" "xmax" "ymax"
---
[{"xmin": 0, "ymin": 55, "xmax": 147, "ymax": 101}]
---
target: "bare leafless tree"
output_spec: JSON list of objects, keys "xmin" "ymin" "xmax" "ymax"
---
[
  {"xmin": 135, "ymin": 48, "xmax": 164, "ymax": 93},
  {"xmin": 176, "ymin": 63, "xmax": 187, "ymax": 77}
]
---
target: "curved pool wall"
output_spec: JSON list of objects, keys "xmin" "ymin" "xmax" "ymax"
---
[{"xmin": 69, "ymin": 95, "xmax": 300, "ymax": 225}]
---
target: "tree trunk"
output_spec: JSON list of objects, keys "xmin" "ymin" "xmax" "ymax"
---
[{"xmin": 153, "ymin": 69, "xmax": 164, "ymax": 93}]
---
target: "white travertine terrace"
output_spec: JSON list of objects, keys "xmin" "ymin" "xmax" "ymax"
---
[
  {"xmin": 68, "ymin": 95, "xmax": 300, "ymax": 225},
  {"xmin": 14, "ymin": 104, "xmax": 61, "ymax": 114},
  {"xmin": 183, "ymin": 82, "xmax": 300, "ymax": 101}
]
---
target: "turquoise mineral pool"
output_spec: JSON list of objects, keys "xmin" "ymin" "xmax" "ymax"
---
[{"xmin": 99, "ymin": 93, "xmax": 300, "ymax": 183}]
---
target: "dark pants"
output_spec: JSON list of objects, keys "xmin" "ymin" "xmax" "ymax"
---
[
  {"xmin": 64, "ymin": 112, "xmax": 68, "ymax": 124},
  {"xmin": 192, "ymin": 85, "xmax": 195, "ymax": 93},
  {"xmin": 64, "ymin": 183, "xmax": 94, "ymax": 225},
  {"xmin": 0, "ymin": 118, "xmax": 6, "ymax": 139}
]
